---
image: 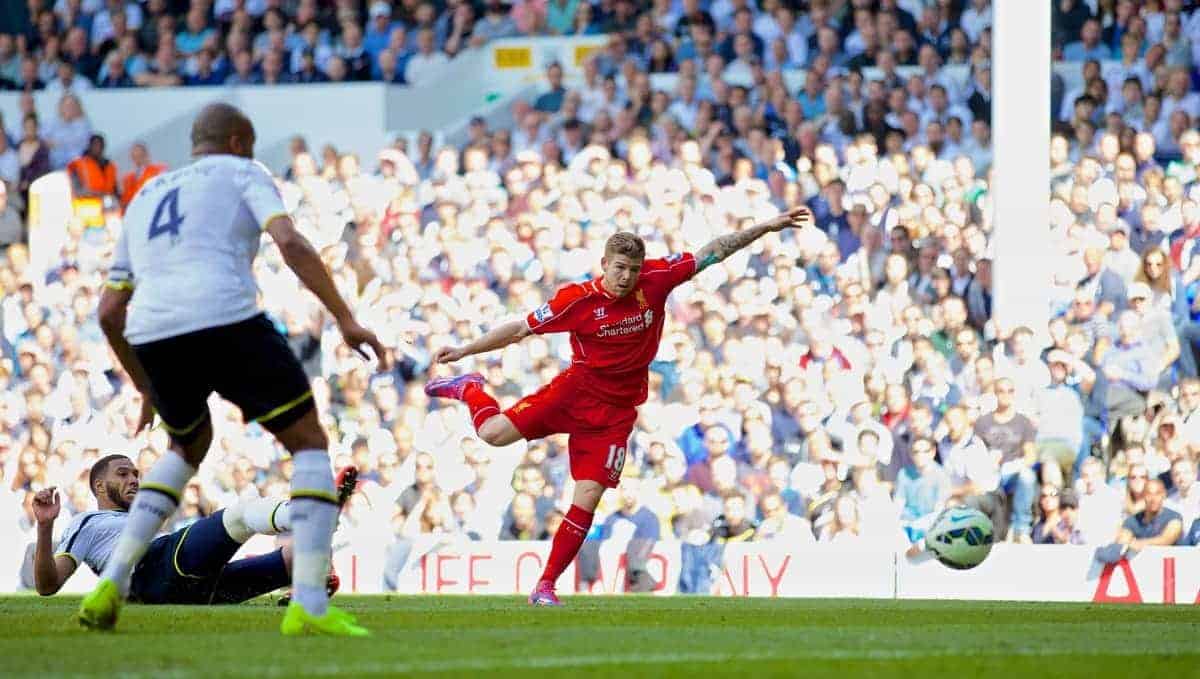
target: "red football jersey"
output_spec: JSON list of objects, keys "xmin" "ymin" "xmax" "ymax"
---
[{"xmin": 525, "ymin": 253, "xmax": 698, "ymax": 405}]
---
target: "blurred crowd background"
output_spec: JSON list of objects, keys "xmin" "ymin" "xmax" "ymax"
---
[{"xmin": 2, "ymin": 0, "xmax": 1200, "ymax": 592}]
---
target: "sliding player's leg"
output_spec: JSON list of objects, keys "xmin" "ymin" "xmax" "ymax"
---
[
  {"xmin": 208, "ymin": 549, "xmax": 291, "ymax": 605},
  {"xmin": 211, "ymin": 543, "xmax": 342, "ymax": 605}
]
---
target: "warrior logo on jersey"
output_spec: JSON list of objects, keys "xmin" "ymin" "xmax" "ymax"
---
[
  {"xmin": 666, "ymin": 253, "xmax": 683, "ymax": 263},
  {"xmin": 634, "ymin": 289, "xmax": 648, "ymax": 309},
  {"xmin": 534, "ymin": 304, "xmax": 553, "ymax": 323},
  {"xmin": 594, "ymin": 307, "xmax": 607, "ymax": 320}
]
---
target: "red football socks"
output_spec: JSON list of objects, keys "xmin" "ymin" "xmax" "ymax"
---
[
  {"xmin": 462, "ymin": 383, "xmax": 500, "ymax": 432},
  {"xmin": 540, "ymin": 504, "xmax": 594, "ymax": 584}
]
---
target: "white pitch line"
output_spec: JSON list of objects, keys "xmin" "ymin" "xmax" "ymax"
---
[{"xmin": 9, "ymin": 644, "xmax": 1200, "ymax": 679}]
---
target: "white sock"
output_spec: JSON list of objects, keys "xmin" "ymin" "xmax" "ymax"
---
[
  {"xmin": 222, "ymin": 497, "xmax": 291, "ymax": 543},
  {"xmin": 290, "ymin": 449, "xmax": 337, "ymax": 616},
  {"xmin": 102, "ymin": 452, "xmax": 196, "ymax": 596}
]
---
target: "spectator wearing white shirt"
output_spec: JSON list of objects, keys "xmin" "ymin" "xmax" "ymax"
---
[
  {"xmin": 91, "ymin": 1, "xmax": 144, "ymax": 48},
  {"xmin": 44, "ymin": 61, "xmax": 94, "ymax": 99},
  {"xmin": 765, "ymin": 5, "xmax": 809, "ymax": 68},
  {"xmin": 959, "ymin": 0, "xmax": 992, "ymax": 44},
  {"xmin": 1105, "ymin": 34, "xmax": 1154, "ymax": 105},
  {"xmin": 1075, "ymin": 457, "xmax": 1124, "ymax": 544},
  {"xmin": 919, "ymin": 84, "xmax": 972, "ymax": 132},
  {"xmin": 1063, "ymin": 19, "xmax": 1111, "ymax": 62},
  {"xmin": 404, "ymin": 28, "xmax": 449, "ymax": 87},
  {"xmin": 995, "ymin": 327, "xmax": 1051, "ymax": 413},
  {"xmin": 667, "ymin": 76, "xmax": 701, "ymax": 131},
  {"xmin": 1166, "ymin": 458, "xmax": 1199, "ymax": 532},
  {"xmin": 1036, "ymin": 351, "xmax": 1087, "ymax": 480},
  {"xmin": 1058, "ymin": 59, "xmax": 1102, "ymax": 123},
  {"xmin": 1103, "ymin": 219, "xmax": 1141, "ymax": 285},
  {"xmin": 1161, "ymin": 68, "xmax": 1200, "ymax": 122},
  {"xmin": 939, "ymin": 407, "xmax": 1000, "ymax": 505},
  {"xmin": 42, "ymin": 93, "xmax": 92, "ymax": 170},
  {"xmin": 1159, "ymin": 11, "xmax": 1192, "ymax": 68},
  {"xmin": 754, "ymin": 491, "xmax": 814, "ymax": 544},
  {"xmin": 1179, "ymin": 378, "xmax": 1200, "ymax": 450}
]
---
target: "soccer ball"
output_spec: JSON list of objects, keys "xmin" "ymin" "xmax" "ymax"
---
[{"xmin": 926, "ymin": 507, "xmax": 995, "ymax": 570}]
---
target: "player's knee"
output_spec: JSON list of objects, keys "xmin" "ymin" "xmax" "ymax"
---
[
  {"xmin": 272, "ymin": 409, "xmax": 329, "ymax": 453},
  {"xmin": 477, "ymin": 417, "xmax": 516, "ymax": 446},
  {"xmin": 573, "ymin": 481, "xmax": 606, "ymax": 511},
  {"xmin": 221, "ymin": 504, "xmax": 253, "ymax": 543}
]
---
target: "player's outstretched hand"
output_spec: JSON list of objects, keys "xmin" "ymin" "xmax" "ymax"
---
[
  {"xmin": 432, "ymin": 346, "xmax": 465, "ymax": 365},
  {"xmin": 32, "ymin": 487, "xmax": 60, "ymax": 525},
  {"xmin": 339, "ymin": 319, "xmax": 392, "ymax": 371},
  {"xmin": 765, "ymin": 206, "xmax": 814, "ymax": 232}
]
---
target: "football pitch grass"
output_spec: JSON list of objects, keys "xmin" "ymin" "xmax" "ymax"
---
[{"xmin": 2, "ymin": 596, "xmax": 1198, "ymax": 678}]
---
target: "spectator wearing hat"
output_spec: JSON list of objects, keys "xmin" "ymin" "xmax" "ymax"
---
[
  {"xmin": 364, "ymin": 2, "xmax": 404, "ymax": 61},
  {"xmin": 1099, "ymin": 311, "xmax": 1158, "ymax": 426},
  {"xmin": 1065, "ymin": 286, "xmax": 1110, "ymax": 350},
  {"xmin": 1123, "ymin": 281, "xmax": 1180, "ymax": 390},
  {"xmin": 1103, "ymin": 219, "xmax": 1140, "ymax": 284},
  {"xmin": 1055, "ymin": 488, "xmax": 1083, "ymax": 544}
]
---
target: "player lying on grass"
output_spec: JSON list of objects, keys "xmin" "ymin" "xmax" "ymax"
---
[
  {"xmin": 425, "ymin": 205, "xmax": 814, "ymax": 605},
  {"xmin": 33, "ymin": 454, "xmax": 357, "ymax": 605}
]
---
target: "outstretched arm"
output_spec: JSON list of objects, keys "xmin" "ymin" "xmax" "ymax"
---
[
  {"xmin": 266, "ymin": 215, "xmax": 390, "ymax": 370},
  {"xmin": 432, "ymin": 319, "xmax": 531, "ymax": 365},
  {"xmin": 32, "ymin": 487, "xmax": 76, "ymax": 595},
  {"xmin": 693, "ymin": 206, "xmax": 813, "ymax": 273}
]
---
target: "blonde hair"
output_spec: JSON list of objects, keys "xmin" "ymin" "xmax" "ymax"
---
[{"xmin": 604, "ymin": 231, "xmax": 645, "ymax": 261}]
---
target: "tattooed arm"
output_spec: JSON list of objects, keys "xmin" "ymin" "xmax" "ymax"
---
[{"xmin": 694, "ymin": 206, "xmax": 814, "ymax": 273}]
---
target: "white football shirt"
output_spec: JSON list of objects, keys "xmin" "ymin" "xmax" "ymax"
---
[
  {"xmin": 108, "ymin": 154, "xmax": 287, "ymax": 344},
  {"xmin": 56, "ymin": 509, "xmax": 129, "ymax": 576}
]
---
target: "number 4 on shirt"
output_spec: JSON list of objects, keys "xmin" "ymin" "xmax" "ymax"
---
[{"xmin": 148, "ymin": 188, "xmax": 184, "ymax": 240}]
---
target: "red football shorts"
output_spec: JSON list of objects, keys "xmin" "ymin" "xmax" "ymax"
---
[{"xmin": 503, "ymin": 370, "xmax": 636, "ymax": 488}]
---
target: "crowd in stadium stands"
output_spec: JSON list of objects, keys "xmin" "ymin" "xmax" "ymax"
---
[{"xmin": 2, "ymin": 0, "xmax": 1200, "ymax": 592}]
